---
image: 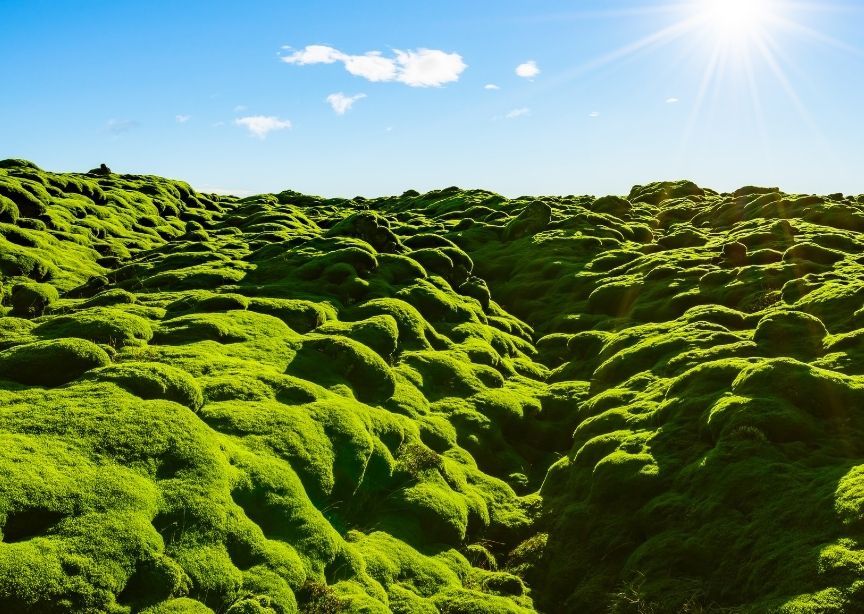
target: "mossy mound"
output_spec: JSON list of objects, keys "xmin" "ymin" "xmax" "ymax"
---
[
  {"xmin": 34, "ymin": 307, "xmax": 153, "ymax": 347},
  {"xmin": 754, "ymin": 310, "xmax": 828, "ymax": 358},
  {"xmin": 8, "ymin": 282, "xmax": 58, "ymax": 317},
  {"xmin": 88, "ymin": 362, "xmax": 204, "ymax": 410},
  {"xmin": 0, "ymin": 338, "xmax": 110, "ymax": 386},
  {"xmin": 288, "ymin": 335, "xmax": 396, "ymax": 403}
]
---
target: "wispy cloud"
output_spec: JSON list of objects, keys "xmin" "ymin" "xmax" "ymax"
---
[
  {"xmin": 176, "ymin": 114, "xmax": 191, "ymax": 123},
  {"xmin": 484, "ymin": 83, "xmax": 501, "ymax": 90},
  {"xmin": 515, "ymin": 60, "xmax": 540, "ymax": 78},
  {"xmin": 234, "ymin": 104, "xmax": 248, "ymax": 113},
  {"xmin": 666, "ymin": 97, "xmax": 680, "ymax": 104},
  {"xmin": 235, "ymin": 115, "xmax": 292, "ymax": 139},
  {"xmin": 589, "ymin": 111, "xmax": 601, "ymax": 118},
  {"xmin": 506, "ymin": 107, "xmax": 531, "ymax": 119},
  {"xmin": 105, "ymin": 119, "xmax": 139, "ymax": 135},
  {"xmin": 281, "ymin": 45, "xmax": 467, "ymax": 87},
  {"xmin": 326, "ymin": 92, "xmax": 367, "ymax": 115}
]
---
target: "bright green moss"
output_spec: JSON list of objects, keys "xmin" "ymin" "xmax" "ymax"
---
[
  {"xmin": 288, "ymin": 335, "xmax": 396, "ymax": 403},
  {"xmin": 408, "ymin": 247, "xmax": 455, "ymax": 279},
  {"xmin": 397, "ymin": 279, "xmax": 482, "ymax": 324},
  {"xmin": 4, "ymin": 164, "xmax": 864, "ymax": 613},
  {"xmin": 0, "ymin": 176, "xmax": 49, "ymax": 218},
  {"xmin": 142, "ymin": 264, "xmax": 246, "ymax": 291},
  {"xmin": 316, "ymin": 315, "xmax": 399, "ymax": 361},
  {"xmin": 399, "ymin": 350, "xmax": 486, "ymax": 399},
  {"xmin": 154, "ymin": 313, "xmax": 250, "ymax": 344},
  {"xmin": 35, "ymin": 306, "xmax": 153, "ymax": 347},
  {"xmin": 81, "ymin": 288, "xmax": 137, "ymax": 307},
  {"xmin": 0, "ymin": 338, "xmax": 111, "ymax": 386},
  {"xmin": 0, "ymin": 196, "xmax": 19, "ymax": 223},
  {"xmin": 247, "ymin": 298, "xmax": 335, "ymax": 333},
  {"xmin": 348, "ymin": 298, "xmax": 441, "ymax": 352},
  {"xmin": 139, "ymin": 598, "xmax": 214, "ymax": 613},
  {"xmin": 88, "ymin": 362, "xmax": 203, "ymax": 410},
  {"xmin": 784, "ymin": 241, "xmax": 846, "ymax": 265}
]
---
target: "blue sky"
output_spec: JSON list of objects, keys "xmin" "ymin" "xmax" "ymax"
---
[{"xmin": 1, "ymin": 0, "xmax": 863, "ymax": 197}]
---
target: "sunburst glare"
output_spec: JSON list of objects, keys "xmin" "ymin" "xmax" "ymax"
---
[
  {"xmin": 696, "ymin": 0, "xmax": 778, "ymax": 43},
  {"xmin": 558, "ymin": 0, "xmax": 859, "ymax": 157}
]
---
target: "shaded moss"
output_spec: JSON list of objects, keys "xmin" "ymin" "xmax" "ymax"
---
[
  {"xmin": 9, "ymin": 282, "xmax": 58, "ymax": 317},
  {"xmin": 288, "ymin": 335, "xmax": 396, "ymax": 403},
  {"xmin": 754, "ymin": 310, "xmax": 827, "ymax": 359}
]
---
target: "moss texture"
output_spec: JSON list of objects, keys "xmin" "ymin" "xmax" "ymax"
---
[{"xmin": 1, "ymin": 162, "xmax": 864, "ymax": 612}]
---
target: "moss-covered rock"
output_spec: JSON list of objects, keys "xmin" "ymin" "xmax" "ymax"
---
[
  {"xmin": 8, "ymin": 282, "xmax": 58, "ymax": 317},
  {"xmin": 0, "ymin": 338, "xmax": 110, "ymax": 386},
  {"xmin": 503, "ymin": 201, "xmax": 552, "ymax": 240},
  {"xmin": 754, "ymin": 310, "xmax": 827, "ymax": 358},
  {"xmin": 88, "ymin": 362, "xmax": 203, "ymax": 410},
  {"xmin": 591, "ymin": 195, "xmax": 632, "ymax": 218},
  {"xmin": 35, "ymin": 307, "xmax": 153, "ymax": 347},
  {"xmin": 288, "ymin": 335, "xmax": 396, "ymax": 403}
]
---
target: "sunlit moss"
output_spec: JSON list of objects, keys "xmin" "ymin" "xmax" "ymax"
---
[{"xmin": 4, "ymin": 162, "xmax": 864, "ymax": 612}]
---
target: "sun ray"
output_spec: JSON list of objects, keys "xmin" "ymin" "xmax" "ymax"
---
[
  {"xmin": 531, "ymin": 10, "xmax": 702, "ymax": 93},
  {"xmin": 575, "ymin": 14, "xmax": 703, "ymax": 74},
  {"xmin": 742, "ymin": 43, "xmax": 773, "ymax": 164},
  {"xmin": 769, "ymin": 15, "xmax": 863, "ymax": 56},
  {"xmin": 678, "ymin": 38, "xmax": 724, "ymax": 160},
  {"xmin": 750, "ymin": 28, "xmax": 823, "ymax": 141},
  {"xmin": 510, "ymin": 4, "xmax": 697, "ymax": 25}
]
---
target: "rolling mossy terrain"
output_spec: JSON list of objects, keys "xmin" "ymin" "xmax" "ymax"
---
[{"xmin": 2, "ymin": 159, "xmax": 864, "ymax": 613}]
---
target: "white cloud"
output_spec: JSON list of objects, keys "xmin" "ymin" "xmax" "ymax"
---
[
  {"xmin": 176, "ymin": 114, "xmax": 191, "ymax": 123},
  {"xmin": 282, "ymin": 44, "xmax": 467, "ymax": 87},
  {"xmin": 506, "ymin": 108, "xmax": 530, "ymax": 119},
  {"xmin": 327, "ymin": 92, "xmax": 367, "ymax": 115},
  {"xmin": 343, "ymin": 52, "xmax": 397, "ymax": 82},
  {"xmin": 394, "ymin": 49, "xmax": 466, "ymax": 87},
  {"xmin": 235, "ymin": 115, "xmax": 292, "ymax": 139},
  {"xmin": 515, "ymin": 61, "xmax": 540, "ymax": 78},
  {"xmin": 589, "ymin": 111, "xmax": 600, "ymax": 118},
  {"xmin": 282, "ymin": 44, "xmax": 346, "ymax": 65},
  {"xmin": 666, "ymin": 97, "xmax": 680, "ymax": 104},
  {"xmin": 484, "ymin": 83, "xmax": 500, "ymax": 90}
]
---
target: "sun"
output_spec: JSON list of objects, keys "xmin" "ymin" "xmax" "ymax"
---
[{"xmin": 696, "ymin": 0, "xmax": 778, "ymax": 44}]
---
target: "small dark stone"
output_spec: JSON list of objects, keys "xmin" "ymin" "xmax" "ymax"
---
[{"xmin": 87, "ymin": 163, "xmax": 112, "ymax": 176}]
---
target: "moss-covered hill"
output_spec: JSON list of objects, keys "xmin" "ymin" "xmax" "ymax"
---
[{"xmin": 1, "ymin": 159, "xmax": 864, "ymax": 613}]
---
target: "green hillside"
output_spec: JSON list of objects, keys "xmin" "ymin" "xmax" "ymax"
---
[{"xmin": 2, "ymin": 158, "xmax": 864, "ymax": 613}]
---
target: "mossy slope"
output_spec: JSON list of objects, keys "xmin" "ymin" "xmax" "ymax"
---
[{"xmin": 1, "ymin": 161, "xmax": 864, "ymax": 613}]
